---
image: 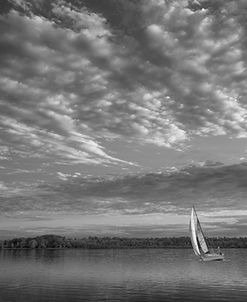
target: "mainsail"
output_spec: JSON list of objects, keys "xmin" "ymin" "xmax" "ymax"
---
[
  {"xmin": 190, "ymin": 207, "xmax": 200, "ymax": 256},
  {"xmin": 190, "ymin": 207, "xmax": 209, "ymax": 256},
  {"xmin": 196, "ymin": 217, "xmax": 209, "ymax": 254}
]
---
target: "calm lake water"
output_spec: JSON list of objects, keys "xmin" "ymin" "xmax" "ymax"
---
[{"xmin": 0, "ymin": 248, "xmax": 247, "ymax": 302}]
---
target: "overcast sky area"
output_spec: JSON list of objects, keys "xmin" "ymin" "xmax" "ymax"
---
[{"xmin": 1, "ymin": 0, "xmax": 247, "ymax": 239}]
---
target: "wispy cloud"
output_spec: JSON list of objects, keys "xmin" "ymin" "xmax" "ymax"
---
[
  {"xmin": 1, "ymin": 162, "xmax": 247, "ymax": 216},
  {"xmin": 1, "ymin": 161, "xmax": 247, "ymax": 236}
]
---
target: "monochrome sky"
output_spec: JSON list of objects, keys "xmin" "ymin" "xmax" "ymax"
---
[{"xmin": 1, "ymin": 0, "xmax": 247, "ymax": 238}]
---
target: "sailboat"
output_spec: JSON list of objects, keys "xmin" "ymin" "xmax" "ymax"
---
[{"xmin": 189, "ymin": 206, "xmax": 224, "ymax": 261}]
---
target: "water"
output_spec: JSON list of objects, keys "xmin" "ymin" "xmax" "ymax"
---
[{"xmin": 0, "ymin": 248, "xmax": 247, "ymax": 302}]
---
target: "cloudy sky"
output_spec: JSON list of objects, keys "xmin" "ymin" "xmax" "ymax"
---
[{"xmin": 1, "ymin": 0, "xmax": 247, "ymax": 239}]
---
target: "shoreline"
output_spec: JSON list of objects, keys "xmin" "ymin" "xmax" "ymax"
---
[{"xmin": 1, "ymin": 235, "xmax": 247, "ymax": 249}]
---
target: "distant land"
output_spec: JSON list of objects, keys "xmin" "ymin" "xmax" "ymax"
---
[{"xmin": 1, "ymin": 235, "xmax": 247, "ymax": 249}]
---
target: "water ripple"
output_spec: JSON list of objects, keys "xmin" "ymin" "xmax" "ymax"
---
[{"xmin": 0, "ymin": 249, "xmax": 247, "ymax": 301}]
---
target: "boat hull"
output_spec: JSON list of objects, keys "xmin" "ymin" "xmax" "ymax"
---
[{"xmin": 201, "ymin": 253, "xmax": 224, "ymax": 262}]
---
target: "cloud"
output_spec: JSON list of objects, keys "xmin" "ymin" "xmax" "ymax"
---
[
  {"xmin": 0, "ymin": 181, "xmax": 9, "ymax": 190},
  {"xmin": 1, "ymin": 161, "xmax": 247, "ymax": 236},
  {"xmin": 57, "ymin": 171, "xmax": 71, "ymax": 181},
  {"xmin": 1, "ymin": 162, "xmax": 247, "ymax": 215},
  {"xmin": 1, "ymin": 0, "xmax": 247, "ymax": 167}
]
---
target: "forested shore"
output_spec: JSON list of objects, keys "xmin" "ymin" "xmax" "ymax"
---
[{"xmin": 1, "ymin": 235, "xmax": 247, "ymax": 249}]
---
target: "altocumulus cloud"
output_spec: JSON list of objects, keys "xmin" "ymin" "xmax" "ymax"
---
[{"xmin": 1, "ymin": 0, "xmax": 247, "ymax": 165}]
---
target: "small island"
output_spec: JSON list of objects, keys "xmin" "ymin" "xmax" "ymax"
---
[{"xmin": 1, "ymin": 235, "xmax": 247, "ymax": 249}]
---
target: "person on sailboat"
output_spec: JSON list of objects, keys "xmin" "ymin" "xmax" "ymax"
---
[{"xmin": 217, "ymin": 246, "xmax": 222, "ymax": 255}]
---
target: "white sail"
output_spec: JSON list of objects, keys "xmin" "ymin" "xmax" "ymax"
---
[
  {"xmin": 190, "ymin": 208, "xmax": 201, "ymax": 256},
  {"xmin": 196, "ymin": 218, "xmax": 209, "ymax": 254}
]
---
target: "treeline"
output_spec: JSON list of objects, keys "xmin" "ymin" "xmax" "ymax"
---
[{"xmin": 1, "ymin": 235, "xmax": 247, "ymax": 249}]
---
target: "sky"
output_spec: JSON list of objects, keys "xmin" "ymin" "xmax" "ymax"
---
[{"xmin": 1, "ymin": 0, "xmax": 247, "ymax": 239}]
